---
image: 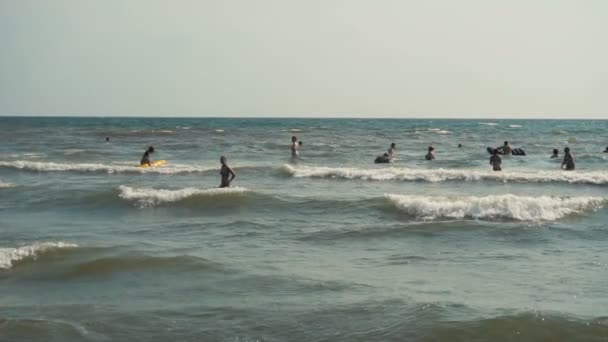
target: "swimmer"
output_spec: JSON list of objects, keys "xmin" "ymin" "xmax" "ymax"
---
[
  {"xmin": 387, "ymin": 143, "xmax": 396, "ymax": 159},
  {"xmin": 490, "ymin": 149, "xmax": 502, "ymax": 171},
  {"xmin": 458, "ymin": 143, "xmax": 462, "ymax": 148},
  {"xmin": 501, "ymin": 141, "xmax": 512, "ymax": 155},
  {"xmin": 561, "ymin": 147, "xmax": 575, "ymax": 170},
  {"xmin": 105, "ymin": 137, "xmax": 110, "ymax": 143},
  {"xmin": 219, "ymin": 156, "xmax": 236, "ymax": 188},
  {"xmin": 551, "ymin": 148, "xmax": 559, "ymax": 158},
  {"xmin": 374, "ymin": 153, "xmax": 391, "ymax": 164},
  {"xmin": 291, "ymin": 136, "xmax": 300, "ymax": 158},
  {"xmin": 140, "ymin": 146, "xmax": 154, "ymax": 166},
  {"xmin": 425, "ymin": 146, "xmax": 435, "ymax": 160},
  {"xmin": 603, "ymin": 146, "xmax": 608, "ymax": 153}
]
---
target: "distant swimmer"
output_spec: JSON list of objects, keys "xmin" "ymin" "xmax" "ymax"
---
[
  {"xmin": 458, "ymin": 143, "xmax": 462, "ymax": 148},
  {"xmin": 387, "ymin": 143, "xmax": 396, "ymax": 159},
  {"xmin": 561, "ymin": 147, "xmax": 575, "ymax": 170},
  {"xmin": 291, "ymin": 136, "xmax": 301, "ymax": 158},
  {"xmin": 425, "ymin": 146, "xmax": 435, "ymax": 160},
  {"xmin": 501, "ymin": 141, "xmax": 512, "ymax": 155},
  {"xmin": 140, "ymin": 146, "xmax": 155, "ymax": 166},
  {"xmin": 219, "ymin": 156, "xmax": 236, "ymax": 188},
  {"xmin": 490, "ymin": 149, "xmax": 502, "ymax": 171},
  {"xmin": 105, "ymin": 137, "xmax": 110, "ymax": 143},
  {"xmin": 603, "ymin": 146, "xmax": 608, "ymax": 153},
  {"xmin": 551, "ymin": 148, "xmax": 559, "ymax": 158}
]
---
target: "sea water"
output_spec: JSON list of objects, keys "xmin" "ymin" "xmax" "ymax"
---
[{"xmin": 0, "ymin": 117, "xmax": 607, "ymax": 341}]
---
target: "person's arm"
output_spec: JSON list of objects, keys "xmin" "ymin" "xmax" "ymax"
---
[{"xmin": 228, "ymin": 167, "xmax": 236, "ymax": 183}]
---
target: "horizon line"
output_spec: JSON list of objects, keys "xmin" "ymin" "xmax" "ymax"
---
[{"xmin": 0, "ymin": 114, "xmax": 607, "ymax": 120}]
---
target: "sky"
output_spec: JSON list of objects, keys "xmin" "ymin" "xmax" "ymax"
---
[{"xmin": 0, "ymin": 0, "xmax": 606, "ymax": 118}]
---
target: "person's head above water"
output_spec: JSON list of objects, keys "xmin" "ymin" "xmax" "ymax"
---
[
  {"xmin": 220, "ymin": 156, "xmax": 227, "ymax": 164},
  {"xmin": 105, "ymin": 137, "xmax": 110, "ymax": 142},
  {"xmin": 390, "ymin": 143, "xmax": 396, "ymax": 148},
  {"xmin": 553, "ymin": 148, "xmax": 558, "ymax": 155},
  {"xmin": 458, "ymin": 143, "xmax": 462, "ymax": 148},
  {"xmin": 504, "ymin": 141, "xmax": 509, "ymax": 146},
  {"xmin": 147, "ymin": 146, "xmax": 155, "ymax": 153},
  {"xmin": 291, "ymin": 136, "xmax": 297, "ymax": 143}
]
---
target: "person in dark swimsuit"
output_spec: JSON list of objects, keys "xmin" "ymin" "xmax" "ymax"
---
[
  {"xmin": 490, "ymin": 149, "xmax": 502, "ymax": 171},
  {"xmin": 220, "ymin": 156, "xmax": 236, "ymax": 188},
  {"xmin": 501, "ymin": 141, "xmax": 512, "ymax": 155},
  {"xmin": 561, "ymin": 147, "xmax": 575, "ymax": 170},
  {"xmin": 140, "ymin": 146, "xmax": 154, "ymax": 166}
]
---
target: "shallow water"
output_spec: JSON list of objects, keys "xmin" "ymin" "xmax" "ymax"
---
[{"xmin": 1, "ymin": 117, "xmax": 607, "ymax": 341}]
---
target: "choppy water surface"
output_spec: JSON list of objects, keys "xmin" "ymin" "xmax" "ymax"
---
[{"xmin": 1, "ymin": 117, "xmax": 607, "ymax": 341}]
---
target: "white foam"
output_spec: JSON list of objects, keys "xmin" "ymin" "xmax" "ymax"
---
[
  {"xmin": 118, "ymin": 185, "xmax": 250, "ymax": 207},
  {"xmin": 479, "ymin": 122, "xmax": 499, "ymax": 126},
  {"xmin": 385, "ymin": 194, "xmax": 604, "ymax": 221},
  {"xmin": 509, "ymin": 124, "xmax": 522, "ymax": 128},
  {"xmin": 0, "ymin": 242, "xmax": 78, "ymax": 269},
  {"xmin": 282, "ymin": 164, "xmax": 608, "ymax": 185},
  {"xmin": 0, "ymin": 160, "xmax": 215, "ymax": 174},
  {"xmin": 0, "ymin": 181, "xmax": 15, "ymax": 188}
]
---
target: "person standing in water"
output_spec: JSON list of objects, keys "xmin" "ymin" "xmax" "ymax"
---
[
  {"xmin": 425, "ymin": 146, "xmax": 435, "ymax": 160},
  {"xmin": 140, "ymin": 146, "xmax": 154, "ymax": 166},
  {"xmin": 490, "ymin": 149, "xmax": 502, "ymax": 171},
  {"xmin": 561, "ymin": 147, "xmax": 575, "ymax": 170},
  {"xmin": 387, "ymin": 143, "xmax": 396, "ymax": 159},
  {"xmin": 501, "ymin": 141, "xmax": 512, "ymax": 155},
  {"xmin": 219, "ymin": 156, "xmax": 236, "ymax": 188},
  {"xmin": 291, "ymin": 136, "xmax": 301, "ymax": 158},
  {"xmin": 551, "ymin": 149, "xmax": 559, "ymax": 158}
]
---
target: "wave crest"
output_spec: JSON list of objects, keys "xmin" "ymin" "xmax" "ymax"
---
[
  {"xmin": 384, "ymin": 194, "xmax": 604, "ymax": 221},
  {"xmin": 282, "ymin": 165, "xmax": 608, "ymax": 185},
  {"xmin": 0, "ymin": 242, "xmax": 78, "ymax": 269},
  {"xmin": 118, "ymin": 185, "xmax": 251, "ymax": 207},
  {"xmin": 0, "ymin": 160, "xmax": 215, "ymax": 174},
  {"xmin": 0, "ymin": 181, "xmax": 15, "ymax": 188}
]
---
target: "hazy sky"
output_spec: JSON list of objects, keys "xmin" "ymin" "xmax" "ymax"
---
[{"xmin": 1, "ymin": 0, "xmax": 606, "ymax": 118}]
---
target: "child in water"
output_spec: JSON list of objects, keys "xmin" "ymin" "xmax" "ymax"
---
[
  {"xmin": 219, "ymin": 156, "xmax": 236, "ymax": 187},
  {"xmin": 551, "ymin": 149, "xmax": 559, "ymax": 158},
  {"xmin": 561, "ymin": 147, "xmax": 575, "ymax": 170},
  {"xmin": 490, "ymin": 149, "xmax": 502, "ymax": 171},
  {"xmin": 291, "ymin": 136, "xmax": 301, "ymax": 158},
  {"xmin": 425, "ymin": 146, "xmax": 435, "ymax": 160},
  {"xmin": 140, "ymin": 146, "xmax": 154, "ymax": 166}
]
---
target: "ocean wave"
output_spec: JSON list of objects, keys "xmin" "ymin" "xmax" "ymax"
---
[
  {"xmin": 118, "ymin": 185, "xmax": 251, "ymax": 207},
  {"xmin": 0, "ymin": 242, "xmax": 78, "ymax": 270},
  {"xmin": 479, "ymin": 122, "xmax": 499, "ymax": 126},
  {"xmin": 509, "ymin": 124, "xmax": 523, "ymax": 128},
  {"xmin": 281, "ymin": 164, "xmax": 608, "ymax": 185},
  {"xmin": 0, "ymin": 160, "xmax": 215, "ymax": 174},
  {"xmin": 0, "ymin": 181, "xmax": 15, "ymax": 188},
  {"xmin": 384, "ymin": 194, "xmax": 604, "ymax": 221}
]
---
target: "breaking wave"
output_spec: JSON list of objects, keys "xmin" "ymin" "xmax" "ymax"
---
[
  {"xmin": 118, "ymin": 185, "xmax": 251, "ymax": 207},
  {"xmin": 0, "ymin": 242, "xmax": 78, "ymax": 270},
  {"xmin": 281, "ymin": 164, "xmax": 608, "ymax": 185},
  {"xmin": 0, "ymin": 181, "xmax": 15, "ymax": 188},
  {"xmin": 0, "ymin": 160, "xmax": 215, "ymax": 174},
  {"xmin": 384, "ymin": 194, "xmax": 605, "ymax": 221}
]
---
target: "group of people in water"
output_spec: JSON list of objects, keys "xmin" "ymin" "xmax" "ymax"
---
[
  {"xmin": 375, "ymin": 140, "xmax": 590, "ymax": 172},
  {"xmin": 131, "ymin": 135, "xmax": 605, "ymax": 188}
]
